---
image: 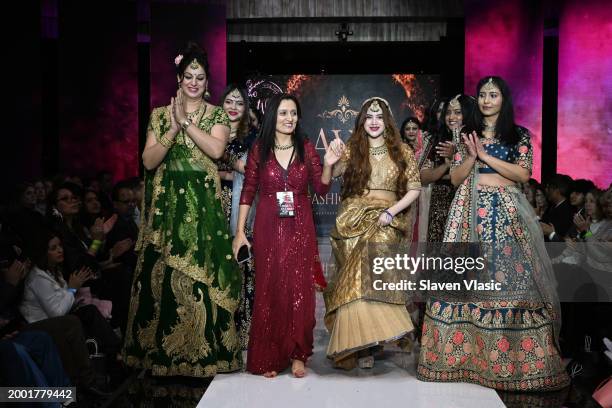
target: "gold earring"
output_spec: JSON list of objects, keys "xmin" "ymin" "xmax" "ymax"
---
[{"xmin": 204, "ymin": 89, "xmax": 211, "ymax": 100}]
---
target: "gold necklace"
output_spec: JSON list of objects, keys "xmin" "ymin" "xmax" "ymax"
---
[
  {"xmin": 369, "ymin": 144, "xmax": 388, "ymax": 156},
  {"xmin": 187, "ymin": 102, "xmax": 205, "ymax": 120},
  {"xmin": 274, "ymin": 143, "xmax": 294, "ymax": 150}
]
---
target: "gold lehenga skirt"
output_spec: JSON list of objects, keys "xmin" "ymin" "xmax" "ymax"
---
[{"xmin": 324, "ymin": 196, "xmax": 415, "ymax": 368}]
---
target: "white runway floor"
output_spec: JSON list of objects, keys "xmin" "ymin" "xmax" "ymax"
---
[
  {"xmin": 199, "ymin": 294, "xmax": 505, "ymax": 408},
  {"xmin": 198, "ymin": 241, "xmax": 506, "ymax": 408}
]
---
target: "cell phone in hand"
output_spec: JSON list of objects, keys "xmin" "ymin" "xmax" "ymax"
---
[{"xmin": 237, "ymin": 244, "xmax": 252, "ymax": 264}]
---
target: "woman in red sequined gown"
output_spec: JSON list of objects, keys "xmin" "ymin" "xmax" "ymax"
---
[{"xmin": 233, "ymin": 94, "xmax": 342, "ymax": 378}]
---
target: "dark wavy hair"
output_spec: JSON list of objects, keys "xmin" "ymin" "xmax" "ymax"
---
[
  {"xmin": 571, "ymin": 179, "xmax": 596, "ymax": 196},
  {"xmin": 175, "ymin": 41, "xmax": 210, "ymax": 83},
  {"xmin": 423, "ymin": 97, "xmax": 447, "ymax": 135},
  {"xmin": 475, "ymin": 76, "xmax": 520, "ymax": 145},
  {"xmin": 399, "ymin": 116, "xmax": 421, "ymax": 149},
  {"xmin": 425, "ymin": 95, "xmax": 477, "ymax": 164},
  {"xmin": 544, "ymin": 174, "xmax": 573, "ymax": 198},
  {"xmin": 441, "ymin": 95, "xmax": 479, "ymax": 140},
  {"xmin": 257, "ymin": 94, "xmax": 305, "ymax": 164},
  {"xmin": 342, "ymin": 99, "xmax": 408, "ymax": 200},
  {"xmin": 30, "ymin": 229, "xmax": 64, "ymax": 284},
  {"xmin": 220, "ymin": 84, "xmax": 250, "ymax": 142},
  {"xmin": 401, "ymin": 117, "xmax": 421, "ymax": 130}
]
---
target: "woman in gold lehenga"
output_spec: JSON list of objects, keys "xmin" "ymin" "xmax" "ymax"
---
[{"xmin": 323, "ymin": 97, "xmax": 421, "ymax": 369}]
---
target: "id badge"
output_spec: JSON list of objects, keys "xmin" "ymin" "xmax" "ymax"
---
[{"xmin": 276, "ymin": 191, "xmax": 295, "ymax": 217}]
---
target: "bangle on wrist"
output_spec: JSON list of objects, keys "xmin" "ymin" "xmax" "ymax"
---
[
  {"xmin": 383, "ymin": 209, "xmax": 394, "ymax": 219},
  {"xmin": 158, "ymin": 134, "xmax": 174, "ymax": 149}
]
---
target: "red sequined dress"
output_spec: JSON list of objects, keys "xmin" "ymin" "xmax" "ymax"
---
[{"xmin": 240, "ymin": 139, "xmax": 329, "ymax": 374}]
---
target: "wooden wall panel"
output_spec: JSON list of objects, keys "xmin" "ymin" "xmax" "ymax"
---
[
  {"xmin": 228, "ymin": 0, "xmax": 463, "ymax": 18},
  {"xmin": 228, "ymin": 21, "xmax": 447, "ymax": 42}
]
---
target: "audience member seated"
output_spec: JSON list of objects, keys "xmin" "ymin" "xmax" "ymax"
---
[
  {"xmin": 92, "ymin": 180, "xmax": 138, "ymax": 333},
  {"xmin": 534, "ymin": 183, "xmax": 548, "ymax": 219},
  {"xmin": 20, "ymin": 231, "xmax": 121, "ymax": 373},
  {"xmin": 0, "ymin": 245, "xmax": 68, "ymax": 396},
  {"xmin": 81, "ymin": 189, "xmax": 107, "ymax": 230},
  {"xmin": 124, "ymin": 177, "xmax": 144, "ymax": 227},
  {"xmin": 540, "ymin": 174, "xmax": 575, "ymax": 241},
  {"xmin": 107, "ymin": 180, "xmax": 137, "ymax": 269},
  {"xmin": 2, "ymin": 183, "xmax": 47, "ymax": 246},
  {"xmin": 0, "ymin": 330, "xmax": 71, "ymax": 402},
  {"xmin": 33, "ymin": 180, "xmax": 48, "ymax": 216},
  {"xmin": 0, "ymin": 239, "xmax": 106, "ymax": 395},
  {"xmin": 570, "ymin": 179, "xmax": 596, "ymax": 213},
  {"xmin": 95, "ymin": 170, "xmax": 114, "ymax": 212},
  {"xmin": 557, "ymin": 187, "xmax": 612, "ymax": 356},
  {"xmin": 521, "ymin": 178, "xmax": 537, "ymax": 208},
  {"xmin": 46, "ymin": 182, "xmax": 102, "ymax": 274},
  {"xmin": 563, "ymin": 178, "xmax": 597, "ymax": 239}
]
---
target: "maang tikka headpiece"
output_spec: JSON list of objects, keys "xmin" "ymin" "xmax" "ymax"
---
[
  {"xmin": 448, "ymin": 94, "xmax": 461, "ymax": 110},
  {"xmin": 189, "ymin": 59, "xmax": 202, "ymax": 70},
  {"xmin": 362, "ymin": 97, "xmax": 393, "ymax": 117},
  {"xmin": 369, "ymin": 100, "xmax": 382, "ymax": 112},
  {"xmin": 229, "ymin": 89, "xmax": 242, "ymax": 99},
  {"xmin": 481, "ymin": 77, "xmax": 497, "ymax": 92}
]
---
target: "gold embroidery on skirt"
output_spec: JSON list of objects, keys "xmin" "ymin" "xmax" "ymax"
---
[
  {"xmin": 162, "ymin": 270, "xmax": 211, "ymax": 362},
  {"xmin": 220, "ymin": 185, "xmax": 232, "ymax": 220},
  {"xmin": 137, "ymin": 257, "xmax": 164, "ymax": 350},
  {"xmin": 211, "ymin": 300, "xmax": 218, "ymax": 325},
  {"xmin": 221, "ymin": 320, "xmax": 239, "ymax": 352},
  {"xmin": 164, "ymin": 253, "xmax": 237, "ymax": 312},
  {"xmin": 126, "ymin": 353, "xmax": 241, "ymax": 377}
]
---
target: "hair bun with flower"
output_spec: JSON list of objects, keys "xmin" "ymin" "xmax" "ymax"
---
[{"xmin": 174, "ymin": 54, "xmax": 183, "ymax": 66}]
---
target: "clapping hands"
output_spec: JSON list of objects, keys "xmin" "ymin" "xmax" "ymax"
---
[
  {"xmin": 68, "ymin": 267, "xmax": 95, "ymax": 290},
  {"xmin": 462, "ymin": 131, "xmax": 487, "ymax": 160}
]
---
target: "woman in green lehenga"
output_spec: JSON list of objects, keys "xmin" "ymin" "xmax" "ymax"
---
[{"xmin": 122, "ymin": 42, "xmax": 242, "ymax": 377}]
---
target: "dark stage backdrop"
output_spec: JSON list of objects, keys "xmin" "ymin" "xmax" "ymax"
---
[
  {"xmin": 557, "ymin": 0, "xmax": 612, "ymax": 188},
  {"xmin": 150, "ymin": 2, "xmax": 226, "ymax": 111},
  {"xmin": 247, "ymin": 74, "xmax": 439, "ymax": 236},
  {"xmin": 58, "ymin": 0, "xmax": 138, "ymax": 181},
  {"xmin": 464, "ymin": 0, "xmax": 544, "ymax": 182}
]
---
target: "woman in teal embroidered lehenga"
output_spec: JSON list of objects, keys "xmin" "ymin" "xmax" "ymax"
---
[
  {"xmin": 417, "ymin": 77, "xmax": 569, "ymax": 391},
  {"xmin": 122, "ymin": 42, "xmax": 242, "ymax": 377}
]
